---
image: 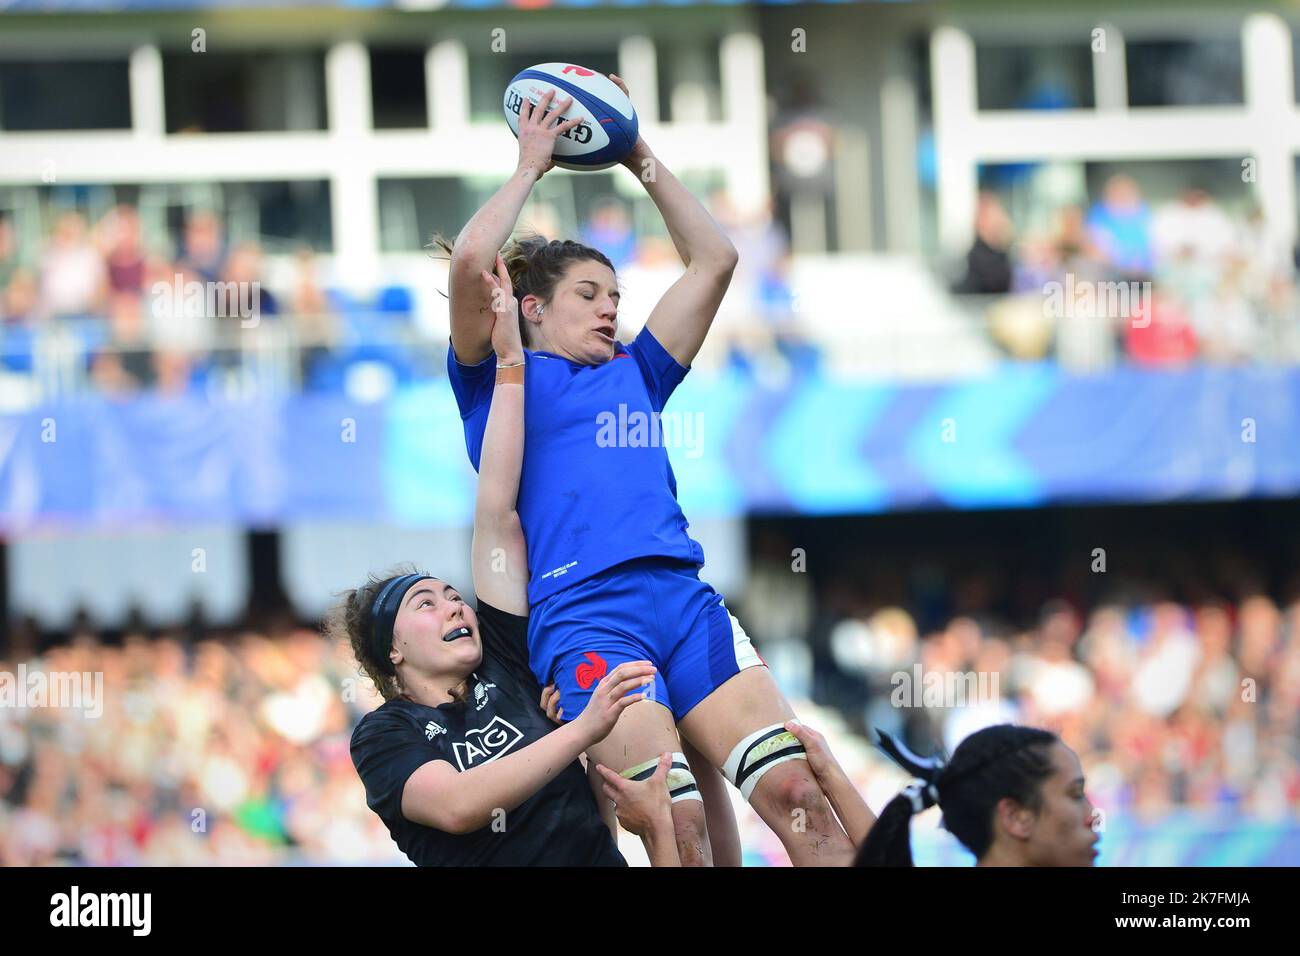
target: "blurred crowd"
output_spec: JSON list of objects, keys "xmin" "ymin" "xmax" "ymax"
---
[
  {"xmin": 0, "ymin": 198, "xmax": 805, "ymax": 397},
  {"xmin": 0, "ymin": 619, "xmax": 403, "ymax": 866},
  {"xmin": 7, "ymin": 172, "xmax": 1296, "ymax": 402},
  {"xmin": 954, "ymin": 175, "xmax": 1300, "ymax": 368},
  {"xmin": 3, "ymin": 554, "xmax": 1296, "ymax": 865},
  {"xmin": 0, "ymin": 206, "xmax": 343, "ymax": 396},
  {"xmin": 741, "ymin": 546, "xmax": 1300, "ymax": 834}
]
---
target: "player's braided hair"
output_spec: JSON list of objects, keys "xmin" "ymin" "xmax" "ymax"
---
[
  {"xmin": 855, "ymin": 724, "xmax": 1058, "ymax": 866},
  {"xmin": 321, "ymin": 562, "xmax": 469, "ymax": 705},
  {"xmin": 430, "ymin": 231, "xmax": 616, "ymax": 346}
]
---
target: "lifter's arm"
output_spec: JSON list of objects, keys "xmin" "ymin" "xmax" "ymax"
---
[
  {"xmin": 470, "ymin": 254, "xmax": 529, "ymax": 615},
  {"xmin": 594, "ymin": 753, "xmax": 681, "ymax": 867},
  {"xmin": 786, "ymin": 719, "xmax": 876, "ymax": 847}
]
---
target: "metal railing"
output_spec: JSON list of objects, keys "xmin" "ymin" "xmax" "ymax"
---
[{"xmin": 2, "ymin": 296, "xmax": 1298, "ymax": 406}]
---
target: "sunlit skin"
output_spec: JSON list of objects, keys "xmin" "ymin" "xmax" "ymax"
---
[
  {"xmin": 977, "ymin": 742, "xmax": 1100, "ymax": 867},
  {"xmin": 387, "ymin": 578, "xmax": 484, "ymax": 707},
  {"xmin": 521, "ymin": 261, "xmax": 620, "ymax": 367}
]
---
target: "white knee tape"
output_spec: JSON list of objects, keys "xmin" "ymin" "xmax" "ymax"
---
[
  {"xmin": 722, "ymin": 723, "xmax": 807, "ymax": 801},
  {"xmin": 620, "ymin": 752, "xmax": 702, "ymax": 803}
]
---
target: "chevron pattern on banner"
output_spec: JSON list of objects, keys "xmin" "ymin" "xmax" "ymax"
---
[{"xmin": 0, "ymin": 366, "xmax": 1296, "ymax": 533}]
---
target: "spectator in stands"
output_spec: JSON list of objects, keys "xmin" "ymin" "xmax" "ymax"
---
[
  {"xmin": 709, "ymin": 192, "xmax": 800, "ymax": 374},
  {"xmin": 91, "ymin": 291, "xmax": 156, "ymax": 393},
  {"xmin": 101, "ymin": 205, "xmax": 147, "ymax": 298},
  {"xmin": 287, "ymin": 248, "xmax": 336, "ymax": 387},
  {"xmin": 2, "ymin": 268, "xmax": 38, "ymax": 327},
  {"xmin": 579, "ymin": 198, "xmax": 637, "ymax": 270},
  {"xmin": 1085, "ymin": 174, "xmax": 1153, "ymax": 279},
  {"xmin": 1150, "ymin": 186, "xmax": 1236, "ymax": 277},
  {"xmin": 38, "ymin": 211, "xmax": 107, "ymax": 320},
  {"xmin": 177, "ymin": 209, "xmax": 226, "ymax": 285},
  {"xmin": 953, "ymin": 191, "xmax": 1014, "ymax": 295},
  {"xmin": 221, "ymin": 241, "xmax": 279, "ymax": 323},
  {"xmin": 1021, "ymin": 602, "xmax": 1095, "ymax": 720},
  {"xmin": 145, "ymin": 255, "xmax": 211, "ymax": 394},
  {"xmin": 1124, "ymin": 293, "xmax": 1198, "ymax": 366},
  {"xmin": 0, "ymin": 216, "xmax": 20, "ymax": 308}
]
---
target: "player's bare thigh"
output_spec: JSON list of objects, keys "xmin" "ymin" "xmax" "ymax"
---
[
  {"xmin": 584, "ymin": 697, "xmax": 680, "ymax": 771},
  {"xmin": 675, "ymin": 665, "xmax": 795, "ymax": 763}
]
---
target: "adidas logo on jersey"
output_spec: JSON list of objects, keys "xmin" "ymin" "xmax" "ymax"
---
[{"xmin": 425, "ymin": 720, "xmax": 446, "ymax": 741}]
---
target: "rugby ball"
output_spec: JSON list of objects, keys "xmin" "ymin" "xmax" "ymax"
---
[{"xmin": 503, "ymin": 63, "xmax": 639, "ymax": 171}]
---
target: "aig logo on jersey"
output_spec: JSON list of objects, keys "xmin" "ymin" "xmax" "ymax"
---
[{"xmin": 453, "ymin": 716, "xmax": 523, "ymax": 770}]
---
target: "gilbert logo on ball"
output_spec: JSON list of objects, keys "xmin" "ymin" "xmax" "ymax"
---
[{"xmin": 503, "ymin": 63, "xmax": 639, "ymax": 170}]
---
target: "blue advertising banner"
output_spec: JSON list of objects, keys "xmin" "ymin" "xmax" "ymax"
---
[{"xmin": 0, "ymin": 364, "xmax": 1297, "ymax": 534}]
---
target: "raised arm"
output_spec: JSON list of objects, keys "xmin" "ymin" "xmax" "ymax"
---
[
  {"xmin": 402, "ymin": 662, "xmax": 656, "ymax": 833},
  {"xmin": 786, "ymin": 719, "xmax": 876, "ymax": 848},
  {"xmin": 470, "ymin": 254, "xmax": 529, "ymax": 615},
  {"xmin": 610, "ymin": 75, "xmax": 739, "ymax": 368},
  {"xmin": 449, "ymin": 90, "xmax": 583, "ymax": 365}
]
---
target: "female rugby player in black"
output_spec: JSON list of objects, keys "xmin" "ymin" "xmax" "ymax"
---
[
  {"xmin": 789, "ymin": 721, "xmax": 1100, "ymax": 867},
  {"xmin": 332, "ymin": 255, "xmax": 687, "ymax": 866},
  {"xmin": 856, "ymin": 724, "xmax": 1100, "ymax": 867}
]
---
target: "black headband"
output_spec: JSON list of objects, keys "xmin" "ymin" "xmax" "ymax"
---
[{"xmin": 365, "ymin": 573, "xmax": 429, "ymax": 676}]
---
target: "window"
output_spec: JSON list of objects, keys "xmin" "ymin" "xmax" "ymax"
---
[
  {"xmin": 656, "ymin": 37, "xmax": 724, "ymax": 122},
  {"xmin": 1125, "ymin": 38, "xmax": 1243, "ymax": 107},
  {"xmin": 378, "ymin": 171, "xmax": 630, "ymax": 253},
  {"xmin": 975, "ymin": 42, "xmax": 1094, "ymax": 111},
  {"xmin": 163, "ymin": 51, "xmax": 326, "ymax": 133},
  {"xmin": 0, "ymin": 59, "xmax": 131, "ymax": 131},
  {"xmin": 157, "ymin": 180, "xmax": 333, "ymax": 252},
  {"xmin": 370, "ymin": 47, "xmax": 428, "ymax": 129}
]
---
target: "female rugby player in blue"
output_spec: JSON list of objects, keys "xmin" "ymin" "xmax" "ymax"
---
[
  {"xmin": 444, "ymin": 80, "xmax": 869, "ymax": 865},
  {"xmin": 336, "ymin": 255, "xmax": 691, "ymax": 866}
]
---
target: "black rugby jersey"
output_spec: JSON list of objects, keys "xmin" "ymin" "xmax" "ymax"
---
[{"xmin": 350, "ymin": 601, "xmax": 626, "ymax": 867}]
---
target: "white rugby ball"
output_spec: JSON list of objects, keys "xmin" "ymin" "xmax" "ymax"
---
[{"xmin": 503, "ymin": 63, "xmax": 639, "ymax": 171}]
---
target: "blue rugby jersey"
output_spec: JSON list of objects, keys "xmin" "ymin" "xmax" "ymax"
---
[{"xmin": 447, "ymin": 326, "xmax": 705, "ymax": 606}]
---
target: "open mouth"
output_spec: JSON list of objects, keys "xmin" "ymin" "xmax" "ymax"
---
[
  {"xmin": 594, "ymin": 327, "xmax": 615, "ymax": 345},
  {"xmin": 442, "ymin": 626, "xmax": 472, "ymax": 643}
]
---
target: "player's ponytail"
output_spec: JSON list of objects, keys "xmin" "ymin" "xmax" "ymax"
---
[
  {"xmin": 430, "ymin": 230, "xmax": 616, "ymax": 347},
  {"xmin": 856, "ymin": 724, "xmax": 1058, "ymax": 866},
  {"xmin": 855, "ymin": 730, "xmax": 944, "ymax": 866}
]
